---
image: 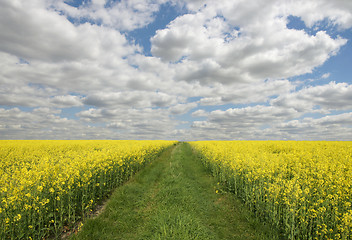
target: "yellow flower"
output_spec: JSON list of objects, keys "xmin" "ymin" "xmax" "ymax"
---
[
  {"xmin": 189, "ymin": 140, "xmax": 352, "ymax": 239},
  {"xmin": 14, "ymin": 214, "xmax": 21, "ymax": 221}
]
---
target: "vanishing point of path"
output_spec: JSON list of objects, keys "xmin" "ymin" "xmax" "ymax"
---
[{"xmin": 70, "ymin": 143, "xmax": 281, "ymax": 240}]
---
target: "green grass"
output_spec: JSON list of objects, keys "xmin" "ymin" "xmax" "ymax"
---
[{"xmin": 69, "ymin": 143, "xmax": 282, "ymax": 240}]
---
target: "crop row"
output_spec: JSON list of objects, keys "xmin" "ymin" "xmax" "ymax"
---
[
  {"xmin": 190, "ymin": 141, "xmax": 352, "ymax": 240},
  {"xmin": 0, "ymin": 140, "xmax": 176, "ymax": 239}
]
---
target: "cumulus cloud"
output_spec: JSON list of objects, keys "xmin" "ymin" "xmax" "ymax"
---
[
  {"xmin": 169, "ymin": 102, "xmax": 198, "ymax": 115},
  {"xmin": 76, "ymin": 107, "xmax": 179, "ymax": 139},
  {"xmin": 273, "ymin": 112, "xmax": 352, "ymax": 141},
  {"xmin": 0, "ymin": 0, "xmax": 136, "ymax": 63},
  {"xmin": 151, "ymin": 0, "xmax": 347, "ymax": 85},
  {"xmin": 0, "ymin": 0, "xmax": 351, "ymax": 140},
  {"xmin": 0, "ymin": 107, "xmax": 102, "ymax": 139},
  {"xmin": 321, "ymin": 73, "xmax": 331, "ymax": 79},
  {"xmin": 191, "ymin": 109, "xmax": 208, "ymax": 117},
  {"xmin": 83, "ymin": 91, "xmax": 179, "ymax": 108},
  {"xmin": 198, "ymin": 79, "xmax": 294, "ymax": 106},
  {"xmin": 50, "ymin": 95, "xmax": 83, "ymax": 108},
  {"xmin": 0, "ymin": 107, "xmax": 179, "ymax": 140},
  {"xmin": 192, "ymin": 105, "xmax": 299, "ymax": 130},
  {"xmin": 185, "ymin": 81, "xmax": 352, "ymax": 140},
  {"xmin": 54, "ymin": 0, "xmax": 171, "ymax": 31},
  {"xmin": 272, "ymin": 82, "xmax": 352, "ymax": 112},
  {"xmin": 187, "ymin": 107, "xmax": 352, "ymax": 141},
  {"xmin": 180, "ymin": 0, "xmax": 352, "ymax": 29},
  {"xmin": 0, "ymin": 84, "xmax": 53, "ymax": 107},
  {"xmin": 287, "ymin": 0, "xmax": 352, "ymax": 29}
]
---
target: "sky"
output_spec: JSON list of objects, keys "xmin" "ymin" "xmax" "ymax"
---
[{"xmin": 0, "ymin": 0, "xmax": 352, "ymax": 141}]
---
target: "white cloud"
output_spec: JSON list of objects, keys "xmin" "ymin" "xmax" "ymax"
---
[
  {"xmin": 55, "ymin": 0, "xmax": 168, "ymax": 31},
  {"xmin": 321, "ymin": 73, "xmax": 331, "ymax": 79},
  {"xmin": 83, "ymin": 91, "xmax": 180, "ymax": 108},
  {"xmin": 151, "ymin": 1, "xmax": 347, "ymax": 85},
  {"xmin": 0, "ymin": 107, "xmax": 179, "ymax": 140},
  {"xmin": 191, "ymin": 109, "xmax": 208, "ymax": 117},
  {"xmin": 0, "ymin": 84, "xmax": 52, "ymax": 107},
  {"xmin": 50, "ymin": 95, "xmax": 83, "ymax": 108},
  {"xmin": 169, "ymin": 102, "xmax": 198, "ymax": 115},
  {"xmin": 77, "ymin": 107, "xmax": 179, "ymax": 139},
  {"xmin": 186, "ymin": 107, "xmax": 352, "ymax": 141},
  {"xmin": 273, "ymin": 112, "xmax": 352, "ymax": 141},
  {"xmin": 287, "ymin": 0, "xmax": 352, "ymax": 29},
  {"xmin": 198, "ymin": 79, "xmax": 294, "ymax": 106},
  {"xmin": 272, "ymin": 82, "xmax": 352, "ymax": 112},
  {"xmin": 0, "ymin": 107, "xmax": 102, "ymax": 139},
  {"xmin": 0, "ymin": 0, "xmax": 136, "ymax": 65},
  {"xmin": 0, "ymin": 0, "xmax": 351, "ymax": 140},
  {"xmin": 180, "ymin": 0, "xmax": 352, "ymax": 29},
  {"xmin": 151, "ymin": 13, "xmax": 223, "ymax": 62},
  {"xmin": 184, "ymin": 81, "xmax": 352, "ymax": 140},
  {"xmin": 201, "ymin": 105, "xmax": 299, "ymax": 127},
  {"xmin": 186, "ymin": 105, "xmax": 298, "ymax": 140}
]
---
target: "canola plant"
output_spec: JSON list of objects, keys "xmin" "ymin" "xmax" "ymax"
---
[
  {"xmin": 190, "ymin": 141, "xmax": 352, "ymax": 240},
  {"xmin": 0, "ymin": 140, "xmax": 176, "ymax": 239}
]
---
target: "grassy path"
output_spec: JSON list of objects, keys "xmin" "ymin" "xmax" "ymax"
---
[{"xmin": 70, "ymin": 143, "xmax": 280, "ymax": 240}]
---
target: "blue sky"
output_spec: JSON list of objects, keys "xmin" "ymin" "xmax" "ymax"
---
[{"xmin": 0, "ymin": 0, "xmax": 352, "ymax": 140}]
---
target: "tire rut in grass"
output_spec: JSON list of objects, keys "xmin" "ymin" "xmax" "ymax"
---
[
  {"xmin": 69, "ymin": 145, "xmax": 174, "ymax": 240},
  {"xmin": 70, "ymin": 143, "xmax": 280, "ymax": 240}
]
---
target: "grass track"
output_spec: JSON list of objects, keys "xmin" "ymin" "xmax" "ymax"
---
[{"xmin": 70, "ymin": 143, "xmax": 281, "ymax": 240}]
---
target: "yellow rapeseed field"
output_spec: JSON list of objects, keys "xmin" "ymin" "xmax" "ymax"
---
[
  {"xmin": 190, "ymin": 141, "xmax": 352, "ymax": 240},
  {"xmin": 0, "ymin": 140, "xmax": 176, "ymax": 239}
]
